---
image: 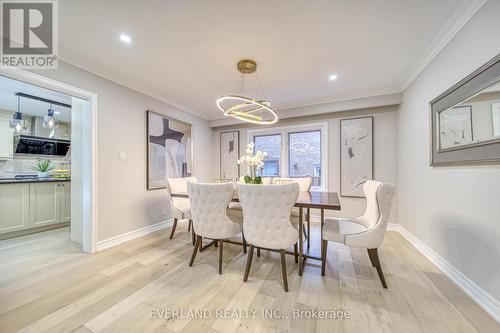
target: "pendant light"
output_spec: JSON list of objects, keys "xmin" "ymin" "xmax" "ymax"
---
[
  {"xmin": 216, "ymin": 59, "xmax": 278, "ymax": 125},
  {"xmin": 9, "ymin": 95, "xmax": 26, "ymax": 133},
  {"xmin": 43, "ymin": 104, "xmax": 56, "ymax": 128}
]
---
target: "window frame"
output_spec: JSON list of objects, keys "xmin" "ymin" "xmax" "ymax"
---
[{"xmin": 248, "ymin": 122, "xmax": 328, "ymax": 191}]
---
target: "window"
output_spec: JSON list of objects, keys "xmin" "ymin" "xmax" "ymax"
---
[
  {"xmin": 248, "ymin": 122, "xmax": 327, "ymax": 190},
  {"xmin": 288, "ymin": 130, "xmax": 321, "ymax": 187},
  {"xmin": 254, "ymin": 134, "xmax": 281, "ymax": 176}
]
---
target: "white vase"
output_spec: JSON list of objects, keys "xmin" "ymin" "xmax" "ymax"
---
[{"xmin": 37, "ymin": 172, "xmax": 49, "ymax": 178}]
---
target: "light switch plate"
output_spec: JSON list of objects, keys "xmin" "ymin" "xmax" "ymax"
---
[{"xmin": 119, "ymin": 152, "xmax": 127, "ymax": 161}]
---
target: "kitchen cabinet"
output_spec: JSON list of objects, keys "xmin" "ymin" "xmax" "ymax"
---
[
  {"xmin": 59, "ymin": 182, "xmax": 71, "ymax": 223},
  {"xmin": 29, "ymin": 182, "xmax": 71, "ymax": 226},
  {"xmin": 29, "ymin": 182, "xmax": 59, "ymax": 226},
  {"xmin": 0, "ymin": 181, "xmax": 70, "ymax": 236},
  {"xmin": 0, "ymin": 118, "xmax": 14, "ymax": 159},
  {"xmin": 0, "ymin": 184, "xmax": 30, "ymax": 233}
]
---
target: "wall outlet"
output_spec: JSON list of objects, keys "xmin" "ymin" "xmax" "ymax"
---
[
  {"xmin": 161, "ymin": 208, "xmax": 167, "ymax": 216},
  {"xmin": 119, "ymin": 151, "xmax": 127, "ymax": 161}
]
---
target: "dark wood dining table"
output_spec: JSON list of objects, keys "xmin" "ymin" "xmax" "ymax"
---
[{"xmin": 170, "ymin": 191, "xmax": 341, "ymax": 276}]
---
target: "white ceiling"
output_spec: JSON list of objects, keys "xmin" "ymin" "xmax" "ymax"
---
[
  {"xmin": 59, "ymin": 0, "xmax": 467, "ymax": 120},
  {"xmin": 0, "ymin": 76, "xmax": 72, "ymax": 122}
]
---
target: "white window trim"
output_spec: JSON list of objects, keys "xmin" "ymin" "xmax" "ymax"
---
[{"xmin": 247, "ymin": 122, "xmax": 328, "ymax": 191}]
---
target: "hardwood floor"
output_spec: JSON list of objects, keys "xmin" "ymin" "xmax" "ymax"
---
[{"xmin": 0, "ymin": 223, "xmax": 498, "ymax": 333}]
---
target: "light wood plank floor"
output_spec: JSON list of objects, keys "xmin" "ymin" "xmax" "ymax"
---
[{"xmin": 0, "ymin": 222, "xmax": 498, "ymax": 333}]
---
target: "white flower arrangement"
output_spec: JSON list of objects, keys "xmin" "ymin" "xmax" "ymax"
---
[{"xmin": 237, "ymin": 142, "xmax": 268, "ymax": 183}]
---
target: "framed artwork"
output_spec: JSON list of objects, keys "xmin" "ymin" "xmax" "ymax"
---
[
  {"xmin": 438, "ymin": 105, "xmax": 473, "ymax": 150},
  {"xmin": 147, "ymin": 110, "xmax": 192, "ymax": 190},
  {"xmin": 220, "ymin": 130, "xmax": 240, "ymax": 181},
  {"xmin": 340, "ymin": 116, "xmax": 373, "ymax": 197}
]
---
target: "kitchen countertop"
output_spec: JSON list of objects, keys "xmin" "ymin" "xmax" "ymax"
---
[{"xmin": 0, "ymin": 177, "xmax": 71, "ymax": 184}]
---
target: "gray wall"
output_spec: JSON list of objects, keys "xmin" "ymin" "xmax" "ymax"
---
[
  {"xmin": 33, "ymin": 61, "xmax": 214, "ymax": 241},
  {"xmin": 398, "ymin": 0, "xmax": 500, "ymax": 302}
]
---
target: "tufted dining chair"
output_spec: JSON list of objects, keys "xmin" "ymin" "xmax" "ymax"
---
[
  {"xmin": 273, "ymin": 177, "xmax": 312, "ymax": 247},
  {"xmin": 167, "ymin": 177, "xmax": 197, "ymax": 244},
  {"xmin": 238, "ymin": 183, "xmax": 300, "ymax": 291},
  {"xmin": 322, "ymin": 180, "xmax": 395, "ymax": 288},
  {"xmin": 187, "ymin": 182, "xmax": 244, "ymax": 274},
  {"xmin": 230, "ymin": 176, "xmax": 272, "ymax": 212}
]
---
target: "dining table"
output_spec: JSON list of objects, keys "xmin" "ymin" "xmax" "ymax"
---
[{"xmin": 170, "ymin": 191, "xmax": 341, "ymax": 276}]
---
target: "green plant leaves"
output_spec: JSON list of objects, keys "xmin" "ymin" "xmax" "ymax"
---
[
  {"xmin": 32, "ymin": 159, "xmax": 54, "ymax": 172},
  {"xmin": 243, "ymin": 175, "xmax": 263, "ymax": 184}
]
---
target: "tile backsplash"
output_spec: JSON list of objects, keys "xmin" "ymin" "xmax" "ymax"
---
[{"xmin": 0, "ymin": 156, "xmax": 69, "ymax": 177}]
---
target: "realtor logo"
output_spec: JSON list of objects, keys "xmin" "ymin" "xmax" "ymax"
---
[{"xmin": 1, "ymin": 0, "xmax": 58, "ymax": 68}]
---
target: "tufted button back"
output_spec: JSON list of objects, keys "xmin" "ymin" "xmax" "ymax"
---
[
  {"xmin": 237, "ymin": 183, "xmax": 300, "ymax": 249},
  {"xmin": 187, "ymin": 182, "xmax": 242, "ymax": 240}
]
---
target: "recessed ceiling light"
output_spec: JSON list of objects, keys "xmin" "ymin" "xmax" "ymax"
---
[
  {"xmin": 119, "ymin": 34, "xmax": 132, "ymax": 43},
  {"xmin": 329, "ymin": 74, "xmax": 338, "ymax": 81}
]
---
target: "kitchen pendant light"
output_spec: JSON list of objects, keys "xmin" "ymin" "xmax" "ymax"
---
[
  {"xmin": 43, "ymin": 104, "xmax": 56, "ymax": 128},
  {"xmin": 216, "ymin": 59, "xmax": 278, "ymax": 125},
  {"xmin": 9, "ymin": 95, "xmax": 26, "ymax": 133}
]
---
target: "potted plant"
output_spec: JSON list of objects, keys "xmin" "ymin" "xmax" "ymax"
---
[
  {"xmin": 32, "ymin": 159, "xmax": 54, "ymax": 178},
  {"xmin": 237, "ymin": 142, "xmax": 267, "ymax": 184}
]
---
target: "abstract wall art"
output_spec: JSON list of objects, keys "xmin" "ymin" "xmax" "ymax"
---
[
  {"xmin": 340, "ymin": 117, "xmax": 373, "ymax": 197},
  {"xmin": 147, "ymin": 110, "xmax": 192, "ymax": 190},
  {"xmin": 220, "ymin": 131, "xmax": 240, "ymax": 181}
]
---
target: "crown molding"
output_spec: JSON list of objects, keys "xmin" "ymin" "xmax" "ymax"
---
[
  {"xmin": 208, "ymin": 91, "xmax": 402, "ymax": 128},
  {"xmin": 399, "ymin": 0, "xmax": 487, "ymax": 90}
]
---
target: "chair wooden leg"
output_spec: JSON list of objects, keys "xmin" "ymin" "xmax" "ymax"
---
[
  {"xmin": 188, "ymin": 219, "xmax": 191, "ymax": 231},
  {"xmin": 189, "ymin": 235, "xmax": 202, "ymax": 266},
  {"xmin": 294, "ymin": 243, "xmax": 298, "ymax": 263},
  {"xmin": 169, "ymin": 218, "xmax": 178, "ymax": 239},
  {"xmin": 367, "ymin": 248, "xmax": 375, "ymax": 267},
  {"xmin": 243, "ymin": 245, "xmax": 254, "ymax": 282},
  {"xmin": 368, "ymin": 248, "xmax": 387, "ymax": 288},
  {"xmin": 321, "ymin": 240, "xmax": 328, "ymax": 276},
  {"xmin": 280, "ymin": 249, "xmax": 288, "ymax": 292},
  {"xmin": 303, "ymin": 224, "xmax": 308, "ymax": 239},
  {"xmin": 218, "ymin": 240, "xmax": 224, "ymax": 274},
  {"xmin": 257, "ymin": 247, "xmax": 261, "ymax": 257},
  {"xmin": 191, "ymin": 226, "xmax": 195, "ymax": 246},
  {"xmin": 242, "ymin": 232, "xmax": 247, "ymax": 254}
]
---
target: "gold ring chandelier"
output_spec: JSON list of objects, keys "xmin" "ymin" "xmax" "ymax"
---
[{"xmin": 216, "ymin": 59, "xmax": 278, "ymax": 125}]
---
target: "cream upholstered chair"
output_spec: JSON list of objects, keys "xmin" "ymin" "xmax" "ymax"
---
[
  {"xmin": 230, "ymin": 176, "xmax": 272, "ymax": 212},
  {"xmin": 322, "ymin": 180, "xmax": 395, "ymax": 288},
  {"xmin": 274, "ymin": 177, "xmax": 312, "ymax": 247},
  {"xmin": 238, "ymin": 183, "xmax": 300, "ymax": 292},
  {"xmin": 167, "ymin": 177, "xmax": 197, "ymax": 244},
  {"xmin": 187, "ymin": 182, "xmax": 243, "ymax": 274}
]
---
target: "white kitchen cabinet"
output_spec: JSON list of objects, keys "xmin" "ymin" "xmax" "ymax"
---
[
  {"xmin": 0, "ymin": 181, "xmax": 71, "ymax": 236},
  {"xmin": 0, "ymin": 118, "xmax": 14, "ymax": 159},
  {"xmin": 29, "ymin": 182, "xmax": 59, "ymax": 226},
  {"xmin": 29, "ymin": 182, "xmax": 71, "ymax": 226},
  {"xmin": 59, "ymin": 182, "xmax": 71, "ymax": 223},
  {"xmin": 0, "ymin": 183, "xmax": 30, "ymax": 233}
]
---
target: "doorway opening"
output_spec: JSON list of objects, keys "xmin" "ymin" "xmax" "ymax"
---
[{"xmin": 0, "ymin": 69, "xmax": 97, "ymax": 253}]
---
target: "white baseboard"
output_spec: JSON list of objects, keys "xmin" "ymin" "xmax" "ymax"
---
[
  {"xmin": 96, "ymin": 219, "xmax": 173, "ymax": 252},
  {"xmin": 388, "ymin": 223, "xmax": 500, "ymax": 324}
]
